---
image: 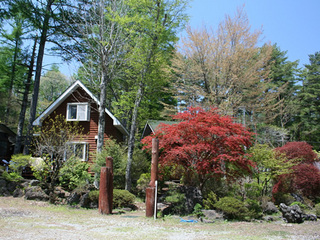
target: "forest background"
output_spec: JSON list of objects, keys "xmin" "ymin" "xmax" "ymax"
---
[{"xmin": 1, "ymin": 0, "xmax": 320, "ymax": 194}]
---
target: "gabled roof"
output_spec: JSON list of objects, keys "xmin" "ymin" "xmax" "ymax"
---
[
  {"xmin": 33, "ymin": 80, "xmax": 128, "ymax": 136},
  {"xmin": 141, "ymin": 120, "xmax": 177, "ymax": 139}
]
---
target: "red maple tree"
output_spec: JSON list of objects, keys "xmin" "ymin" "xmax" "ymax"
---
[
  {"xmin": 273, "ymin": 142, "xmax": 320, "ymax": 199},
  {"xmin": 141, "ymin": 107, "xmax": 255, "ymax": 191},
  {"xmin": 275, "ymin": 141, "xmax": 317, "ymax": 164}
]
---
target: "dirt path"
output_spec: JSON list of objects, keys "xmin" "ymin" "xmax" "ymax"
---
[{"xmin": 0, "ymin": 197, "xmax": 319, "ymax": 240}]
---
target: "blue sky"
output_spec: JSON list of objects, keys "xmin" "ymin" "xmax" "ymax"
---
[
  {"xmin": 185, "ymin": 0, "xmax": 320, "ymax": 68},
  {"xmin": 55, "ymin": 0, "xmax": 320, "ymax": 77}
]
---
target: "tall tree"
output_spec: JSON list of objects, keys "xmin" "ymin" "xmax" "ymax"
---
[
  {"xmin": 124, "ymin": 0, "xmax": 188, "ymax": 191},
  {"xmin": 173, "ymin": 7, "xmax": 274, "ymax": 126},
  {"xmin": 297, "ymin": 52, "xmax": 320, "ymax": 146},
  {"xmin": 58, "ymin": 0, "xmax": 132, "ymax": 153}
]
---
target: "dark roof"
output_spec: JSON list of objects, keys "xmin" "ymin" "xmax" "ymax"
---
[
  {"xmin": 141, "ymin": 120, "xmax": 177, "ymax": 140},
  {"xmin": 0, "ymin": 124, "xmax": 16, "ymax": 136}
]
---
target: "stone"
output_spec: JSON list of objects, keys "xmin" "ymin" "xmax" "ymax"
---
[
  {"xmin": 0, "ymin": 179, "xmax": 7, "ymax": 188},
  {"xmin": 24, "ymin": 186, "xmax": 49, "ymax": 201},
  {"xmin": 178, "ymin": 185, "xmax": 203, "ymax": 214},
  {"xmin": 201, "ymin": 209, "xmax": 224, "ymax": 221},
  {"xmin": 30, "ymin": 180, "xmax": 40, "ymax": 186},
  {"xmin": 279, "ymin": 203, "xmax": 304, "ymax": 223},
  {"xmin": 303, "ymin": 214, "xmax": 317, "ymax": 221},
  {"xmin": 13, "ymin": 188, "xmax": 24, "ymax": 198},
  {"xmin": 79, "ymin": 192, "xmax": 91, "ymax": 208},
  {"xmin": 263, "ymin": 202, "xmax": 279, "ymax": 214},
  {"xmin": 6, "ymin": 181, "xmax": 18, "ymax": 192},
  {"xmin": 67, "ymin": 191, "xmax": 81, "ymax": 205}
]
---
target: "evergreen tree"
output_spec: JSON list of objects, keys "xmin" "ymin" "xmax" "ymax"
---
[{"xmin": 297, "ymin": 52, "xmax": 320, "ymax": 147}]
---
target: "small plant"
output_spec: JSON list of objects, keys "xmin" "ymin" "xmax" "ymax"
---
[
  {"xmin": 193, "ymin": 203, "xmax": 204, "ymax": 218},
  {"xmin": 245, "ymin": 199, "xmax": 263, "ymax": 219},
  {"xmin": 214, "ymin": 197, "xmax": 249, "ymax": 221}
]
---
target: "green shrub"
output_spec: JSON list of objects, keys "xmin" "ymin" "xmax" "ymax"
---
[
  {"xmin": 245, "ymin": 199, "xmax": 263, "ymax": 219},
  {"xmin": 113, "ymin": 189, "xmax": 136, "ymax": 208},
  {"xmin": 9, "ymin": 154, "xmax": 32, "ymax": 175},
  {"xmin": 2, "ymin": 171, "xmax": 23, "ymax": 182},
  {"xmin": 92, "ymin": 138, "xmax": 127, "ymax": 189},
  {"xmin": 88, "ymin": 189, "xmax": 136, "ymax": 209},
  {"xmin": 273, "ymin": 192, "xmax": 295, "ymax": 206},
  {"xmin": 136, "ymin": 173, "xmax": 150, "ymax": 197},
  {"xmin": 193, "ymin": 203, "xmax": 204, "ymax": 218},
  {"xmin": 214, "ymin": 197, "xmax": 250, "ymax": 220},
  {"xmin": 203, "ymin": 191, "xmax": 218, "ymax": 210},
  {"xmin": 89, "ymin": 190, "xmax": 99, "ymax": 202},
  {"xmin": 59, "ymin": 157, "xmax": 92, "ymax": 191},
  {"xmin": 315, "ymin": 203, "xmax": 320, "ymax": 216},
  {"xmin": 244, "ymin": 182, "xmax": 263, "ymax": 200},
  {"xmin": 164, "ymin": 185, "xmax": 186, "ymax": 215},
  {"xmin": 290, "ymin": 201, "xmax": 308, "ymax": 211}
]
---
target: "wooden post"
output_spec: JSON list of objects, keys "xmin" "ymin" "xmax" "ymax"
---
[
  {"xmin": 146, "ymin": 138, "xmax": 159, "ymax": 218},
  {"xmin": 99, "ymin": 156, "xmax": 113, "ymax": 214}
]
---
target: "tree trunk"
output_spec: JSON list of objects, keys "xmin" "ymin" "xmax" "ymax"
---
[
  {"xmin": 14, "ymin": 36, "xmax": 37, "ymax": 154},
  {"xmin": 24, "ymin": 0, "xmax": 54, "ymax": 154},
  {"xmin": 5, "ymin": 34, "xmax": 19, "ymax": 124},
  {"xmin": 125, "ymin": 83, "xmax": 144, "ymax": 191}
]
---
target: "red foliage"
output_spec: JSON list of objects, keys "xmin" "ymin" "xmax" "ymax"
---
[
  {"xmin": 275, "ymin": 142, "xmax": 317, "ymax": 164},
  {"xmin": 141, "ymin": 107, "xmax": 255, "ymax": 187},
  {"xmin": 292, "ymin": 164, "xmax": 320, "ymax": 197},
  {"xmin": 273, "ymin": 142, "xmax": 320, "ymax": 199}
]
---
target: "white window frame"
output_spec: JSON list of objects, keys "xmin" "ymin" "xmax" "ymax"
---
[
  {"xmin": 66, "ymin": 102, "xmax": 90, "ymax": 121},
  {"xmin": 64, "ymin": 142, "xmax": 88, "ymax": 161}
]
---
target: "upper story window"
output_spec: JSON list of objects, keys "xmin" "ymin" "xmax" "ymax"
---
[{"xmin": 67, "ymin": 102, "xmax": 90, "ymax": 121}]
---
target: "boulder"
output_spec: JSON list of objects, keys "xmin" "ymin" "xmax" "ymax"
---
[
  {"xmin": 24, "ymin": 186, "xmax": 49, "ymax": 201},
  {"xmin": 201, "ymin": 209, "xmax": 223, "ymax": 221},
  {"xmin": 303, "ymin": 214, "xmax": 317, "ymax": 221},
  {"xmin": 279, "ymin": 203, "xmax": 304, "ymax": 223},
  {"xmin": 178, "ymin": 186, "xmax": 202, "ymax": 214},
  {"xmin": 67, "ymin": 191, "xmax": 81, "ymax": 205},
  {"xmin": 13, "ymin": 188, "xmax": 24, "ymax": 198},
  {"xmin": 263, "ymin": 201, "xmax": 279, "ymax": 214}
]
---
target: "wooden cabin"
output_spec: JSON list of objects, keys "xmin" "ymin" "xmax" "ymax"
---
[{"xmin": 33, "ymin": 80, "xmax": 128, "ymax": 164}]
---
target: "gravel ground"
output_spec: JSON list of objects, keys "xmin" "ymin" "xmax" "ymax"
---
[{"xmin": 0, "ymin": 196, "xmax": 319, "ymax": 240}]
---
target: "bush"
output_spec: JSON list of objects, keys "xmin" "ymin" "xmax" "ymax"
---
[
  {"xmin": 203, "ymin": 191, "xmax": 218, "ymax": 210},
  {"xmin": 59, "ymin": 157, "xmax": 92, "ymax": 191},
  {"xmin": 2, "ymin": 171, "xmax": 23, "ymax": 182},
  {"xmin": 245, "ymin": 199, "xmax": 263, "ymax": 219},
  {"xmin": 315, "ymin": 203, "xmax": 320, "ymax": 216},
  {"xmin": 9, "ymin": 154, "xmax": 32, "ymax": 175},
  {"xmin": 193, "ymin": 203, "xmax": 204, "ymax": 218},
  {"xmin": 164, "ymin": 185, "xmax": 187, "ymax": 215},
  {"xmin": 136, "ymin": 173, "xmax": 150, "ymax": 197},
  {"xmin": 113, "ymin": 189, "xmax": 136, "ymax": 208},
  {"xmin": 88, "ymin": 189, "xmax": 136, "ymax": 209},
  {"xmin": 92, "ymin": 138, "xmax": 127, "ymax": 189},
  {"xmin": 214, "ymin": 197, "xmax": 249, "ymax": 220},
  {"xmin": 290, "ymin": 201, "xmax": 308, "ymax": 211}
]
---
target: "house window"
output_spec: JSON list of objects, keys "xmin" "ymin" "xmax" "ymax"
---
[
  {"xmin": 64, "ymin": 142, "xmax": 88, "ymax": 161},
  {"xmin": 67, "ymin": 103, "xmax": 89, "ymax": 121}
]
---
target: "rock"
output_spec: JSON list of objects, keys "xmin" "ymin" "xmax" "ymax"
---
[
  {"xmin": 6, "ymin": 181, "xmax": 18, "ymax": 192},
  {"xmin": 79, "ymin": 192, "xmax": 91, "ymax": 208},
  {"xmin": 178, "ymin": 185, "xmax": 202, "ymax": 214},
  {"xmin": 67, "ymin": 191, "xmax": 81, "ymax": 205},
  {"xmin": 24, "ymin": 186, "xmax": 49, "ymax": 201},
  {"xmin": 303, "ymin": 214, "xmax": 317, "ymax": 221},
  {"xmin": 30, "ymin": 180, "xmax": 40, "ymax": 186},
  {"xmin": 201, "ymin": 209, "xmax": 224, "ymax": 221},
  {"xmin": 262, "ymin": 216, "xmax": 275, "ymax": 222},
  {"xmin": 263, "ymin": 202, "xmax": 279, "ymax": 214},
  {"xmin": 279, "ymin": 203, "xmax": 304, "ymax": 223},
  {"xmin": 13, "ymin": 188, "xmax": 24, "ymax": 198},
  {"xmin": 0, "ymin": 179, "xmax": 7, "ymax": 188}
]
